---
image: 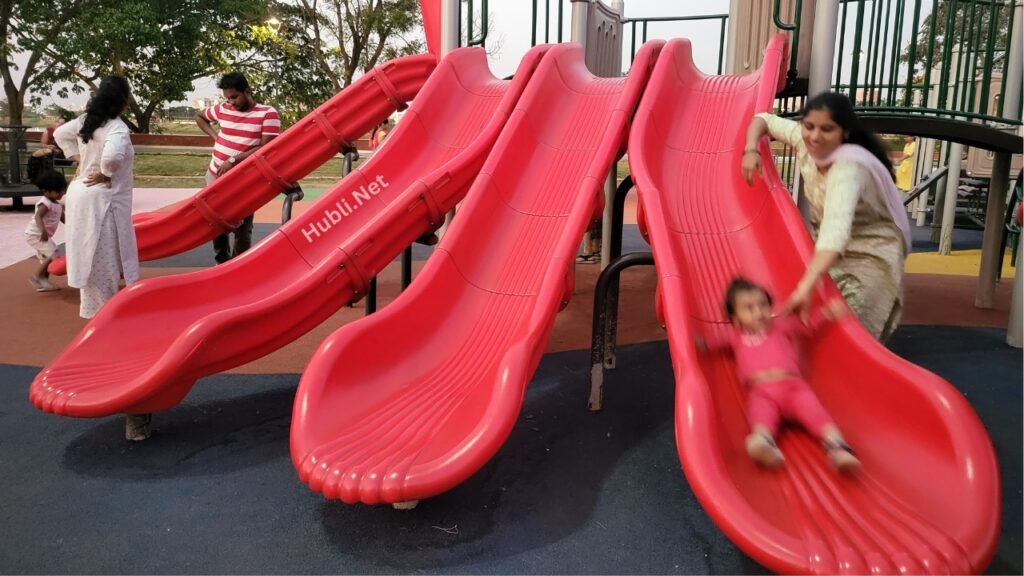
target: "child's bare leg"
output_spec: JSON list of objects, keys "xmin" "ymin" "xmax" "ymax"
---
[
  {"xmin": 35, "ymin": 257, "xmax": 50, "ymax": 279},
  {"xmin": 746, "ymin": 425, "xmax": 784, "ymax": 468},
  {"xmin": 821, "ymin": 425, "xmax": 860, "ymax": 472}
]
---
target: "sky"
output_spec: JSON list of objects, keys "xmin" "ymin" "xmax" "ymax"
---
[{"xmin": 28, "ymin": 0, "xmax": 940, "ymax": 112}]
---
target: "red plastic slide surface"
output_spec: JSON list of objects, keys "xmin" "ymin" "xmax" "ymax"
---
[
  {"xmin": 30, "ymin": 46, "xmax": 547, "ymax": 417},
  {"xmin": 290, "ymin": 41, "xmax": 664, "ymax": 505},
  {"xmin": 47, "ymin": 54, "xmax": 435, "ymax": 276},
  {"xmin": 629, "ymin": 36, "xmax": 999, "ymax": 574}
]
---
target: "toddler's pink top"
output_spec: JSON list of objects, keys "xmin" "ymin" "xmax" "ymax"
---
[{"xmin": 713, "ymin": 314, "xmax": 829, "ymax": 384}]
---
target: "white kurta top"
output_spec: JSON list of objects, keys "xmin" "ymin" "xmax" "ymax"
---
[{"xmin": 53, "ymin": 116, "xmax": 139, "ymax": 288}]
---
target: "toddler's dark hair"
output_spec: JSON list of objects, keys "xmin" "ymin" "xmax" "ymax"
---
[
  {"xmin": 724, "ymin": 277, "xmax": 773, "ymax": 317},
  {"xmin": 34, "ymin": 169, "xmax": 68, "ymax": 194}
]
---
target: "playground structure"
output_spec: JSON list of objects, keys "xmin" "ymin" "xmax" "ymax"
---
[{"xmin": 22, "ymin": 0, "xmax": 1021, "ymax": 574}]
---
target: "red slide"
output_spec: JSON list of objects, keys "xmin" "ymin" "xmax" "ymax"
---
[
  {"xmin": 629, "ymin": 36, "xmax": 999, "ymax": 574},
  {"xmin": 290, "ymin": 41, "xmax": 664, "ymax": 505},
  {"xmin": 30, "ymin": 45, "xmax": 549, "ymax": 417},
  {"xmin": 47, "ymin": 53, "xmax": 435, "ymax": 276}
]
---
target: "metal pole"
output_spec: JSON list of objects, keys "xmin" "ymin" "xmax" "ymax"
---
[
  {"xmin": 725, "ymin": 0, "xmax": 741, "ymax": 73},
  {"xmin": 435, "ymin": 0, "xmax": 461, "ymax": 240},
  {"xmin": 939, "ymin": 142, "xmax": 963, "ymax": 255},
  {"xmin": 977, "ymin": 152, "xmax": 1013, "ymax": 306},
  {"xmin": 1009, "ymin": 232, "xmax": 1023, "ymax": 348},
  {"xmin": 916, "ymin": 138, "xmax": 937, "ymax": 227},
  {"xmin": 600, "ymin": 0, "xmax": 624, "ymax": 269},
  {"xmin": 574, "ymin": 0, "xmax": 594, "ymax": 265},
  {"xmin": 793, "ymin": 0, "xmax": 838, "ymax": 220},
  {"xmin": 571, "ymin": 0, "xmax": 589, "ymax": 48},
  {"xmin": 977, "ymin": 0, "xmax": 1022, "ymax": 309},
  {"xmin": 401, "ymin": 247, "xmax": 413, "ymax": 290},
  {"xmin": 440, "ymin": 0, "xmax": 460, "ymax": 55}
]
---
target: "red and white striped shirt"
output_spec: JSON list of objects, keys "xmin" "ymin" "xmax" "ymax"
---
[{"xmin": 201, "ymin": 102, "xmax": 281, "ymax": 175}]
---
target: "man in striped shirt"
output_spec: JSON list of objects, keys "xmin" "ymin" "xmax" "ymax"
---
[{"xmin": 195, "ymin": 72, "xmax": 281, "ymax": 264}]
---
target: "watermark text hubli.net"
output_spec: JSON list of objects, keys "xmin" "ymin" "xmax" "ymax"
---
[{"xmin": 301, "ymin": 175, "xmax": 390, "ymax": 243}]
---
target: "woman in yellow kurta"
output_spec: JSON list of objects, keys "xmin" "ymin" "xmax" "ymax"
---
[
  {"xmin": 896, "ymin": 136, "xmax": 918, "ymax": 192},
  {"xmin": 741, "ymin": 93, "xmax": 912, "ymax": 342}
]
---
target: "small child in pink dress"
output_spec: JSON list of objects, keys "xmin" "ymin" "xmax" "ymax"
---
[{"xmin": 702, "ymin": 277, "xmax": 860, "ymax": 472}]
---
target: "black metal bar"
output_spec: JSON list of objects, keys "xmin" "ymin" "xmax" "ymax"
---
[
  {"xmin": 903, "ymin": 165, "xmax": 949, "ymax": 205},
  {"xmin": 835, "ymin": 1, "xmax": 849, "ymax": 88},
  {"xmin": 903, "ymin": 0, "xmax": 923, "ymax": 107},
  {"xmin": 600, "ymin": 175, "xmax": 638, "ymax": 374},
  {"xmin": 848, "ymin": 0, "xmax": 867, "ymax": 102},
  {"xmin": 937, "ymin": 0, "xmax": 960, "ymax": 111},
  {"xmin": 998, "ymin": 0, "xmax": 1016, "ymax": 117},
  {"xmin": 997, "ymin": 170, "xmax": 1023, "ymax": 278},
  {"xmin": 921, "ymin": 0, "xmax": 942, "ymax": 107},
  {"xmin": 588, "ymin": 251, "xmax": 655, "ymax": 411},
  {"xmin": 281, "ymin": 186, "xmax": 304, "ymax": 224},
  {"xmin": 630, "ymin": 21, "xmax": 638, "ymax": 65},
  {"xmin": 531, "ymin": 0, "xmax": 538, "ymax": 46},
  {"xmin": 401, "ymin": 246, "xmax": 413, "ymax": 289},
  {"xmin": 557, "ymin": 0, "xmax": 563, "ymax": 42},
  {"xmin": 718, "ymin": 16, "xmax": 727, "ymax": 75},
  {"xmin": 978, "ymin": 0, "xmax": 1000, "ymax": 114},
  {"xmin": 611, "ymin": 176, "xmax": 633, "ymax": 259},
  {"xmin": 545, "ymin": 0, "xmax": 550, "ymax": 43},
  {"xmin": 366, "ymin": 277, "xmax": 378, "ymax": 315}
]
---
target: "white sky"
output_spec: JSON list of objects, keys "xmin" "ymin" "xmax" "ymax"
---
[{"xmin": 28, "ymin": 0, "xmax": 940, "ymax": 111}]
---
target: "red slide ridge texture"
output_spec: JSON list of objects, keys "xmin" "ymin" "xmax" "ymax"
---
[
  {"xmin": 290, "ymin": 41, "xmax": 665, "ymax": 505},
  {"xmin": 30, "ymin": 46, "xmax": 547, "ymax": 417},
  {"xmin": 628, "ymin": 35, "xmax": 999, "ymax": 574},
  {"xmin": 47, "ymin": 53, "xmax": 436, "ymax": 276}
]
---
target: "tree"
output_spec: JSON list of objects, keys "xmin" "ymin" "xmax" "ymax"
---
[
  {"xmin": 0, "ymin": 0, "xmax": 85, "ymax": 126},
  {"xmin": 40, "ymin": 0, "xmax": 270, "ymax": 132},
  {"xmin": 901, "ymin": 1, "xmax": 1011, "ymax": 74},
  {"xmin": 239, "ymin": 0, "xmax": 423, "ymax": 125}
]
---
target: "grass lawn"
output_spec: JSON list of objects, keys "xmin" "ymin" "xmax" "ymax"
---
[
  {"xmin": 132, "ymin": 153, "xmax": 365, "ymax": 189},
  {"xmin": 131, "ymin": 153, "xmax": 632, "ymax": 191}
]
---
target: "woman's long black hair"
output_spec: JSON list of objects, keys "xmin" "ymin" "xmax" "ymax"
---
[
  {"xmin": 80, "ymin": 76, "xmax": 131, "ymax": 143},
  {"xmin": 801, "ymin": 92, "xmax": 894, "ymax": 180}
]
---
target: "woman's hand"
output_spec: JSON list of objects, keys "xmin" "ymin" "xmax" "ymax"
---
[
  {"xmin": 781, "ymin": 283, "xmax": 813, "ymax": 321},
  {"xmin": 741, "ymin": 150, "xmax": 762, "ymax": 186},
  {"xmin": 83, "ymin": 170, "xmax": 112, "ymax": 188}
]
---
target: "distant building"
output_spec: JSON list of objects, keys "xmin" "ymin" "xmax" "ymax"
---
[{"xmin": 193, "ymin": 97, "xmax": 218, "ymax": 111}]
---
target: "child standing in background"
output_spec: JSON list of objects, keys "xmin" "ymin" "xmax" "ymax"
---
[{"xmin": 25, "ymin": 170, "xmax": 68, "ymax": 292}]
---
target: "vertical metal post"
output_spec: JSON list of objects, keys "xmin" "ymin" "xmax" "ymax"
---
[
  {"xmin": 440, "ymin": 0, "xmax": 460, "ymax": 55},
  {"xmin": 401, "ymin": 247, "xmax": 413, "ymax": 290},
  {"xmin": 977, "ymin": 0, "xmax": 1022, "ymax": 310},
  {"xmin": 571, "ymin": 0, "xmax": 589, "ymax": 48},
  {"xmin": 808, "ymin": 0, "xmax": 840, "ymax": 97},
  {"xmin": 1009, "ymin": 232, "xmax": 1023, "ymax": 348},
  {"xmin": 725, "ymin": 0, "xmax": 742, "ymax": 74},
  {"xmin": 437, "ymin": 0, "xmax": 461, "ymax": 240},
  {"xmin": 931, "ymin": 140, "xmax": 949, "ymax": 243},
  {"xmin": 916, "ymin": 138, "xmax": 937, "ymax": 227},
  {"xmin": 366, "ymin": 278, "xmax": 377, "ymax": 315},
  {"xmin": 939, "ymin": 142, "xmax": 963, "ymax": 255}
]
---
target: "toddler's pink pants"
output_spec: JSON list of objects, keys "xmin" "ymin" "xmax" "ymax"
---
[{"xmin": 747, "ymin": 377, "xmax": 834, "ymax": 437}]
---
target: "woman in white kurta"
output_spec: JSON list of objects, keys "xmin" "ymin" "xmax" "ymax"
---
[
  {"xmin": 742, "ymin": 92, "xmax": 911, "ymax": 342},
  {"xmin": 54, "ymin": 76, "xmax": 139, "ymax": 319}
]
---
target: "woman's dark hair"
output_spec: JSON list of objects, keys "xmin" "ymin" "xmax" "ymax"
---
[
  {"xmin": 724, "ymin": 277, "xmax": 773, "ymax": 318},
  {"xmin": 218, "ymin": 72, "xmax": 250, "ymax": 92},
  {"xmin": 80, "ymin": 76, "xmax": 131, "ymax": 143},
  {"xmin": 801, "ymin": 92, "xmax": 894, "ymax": 180}
]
